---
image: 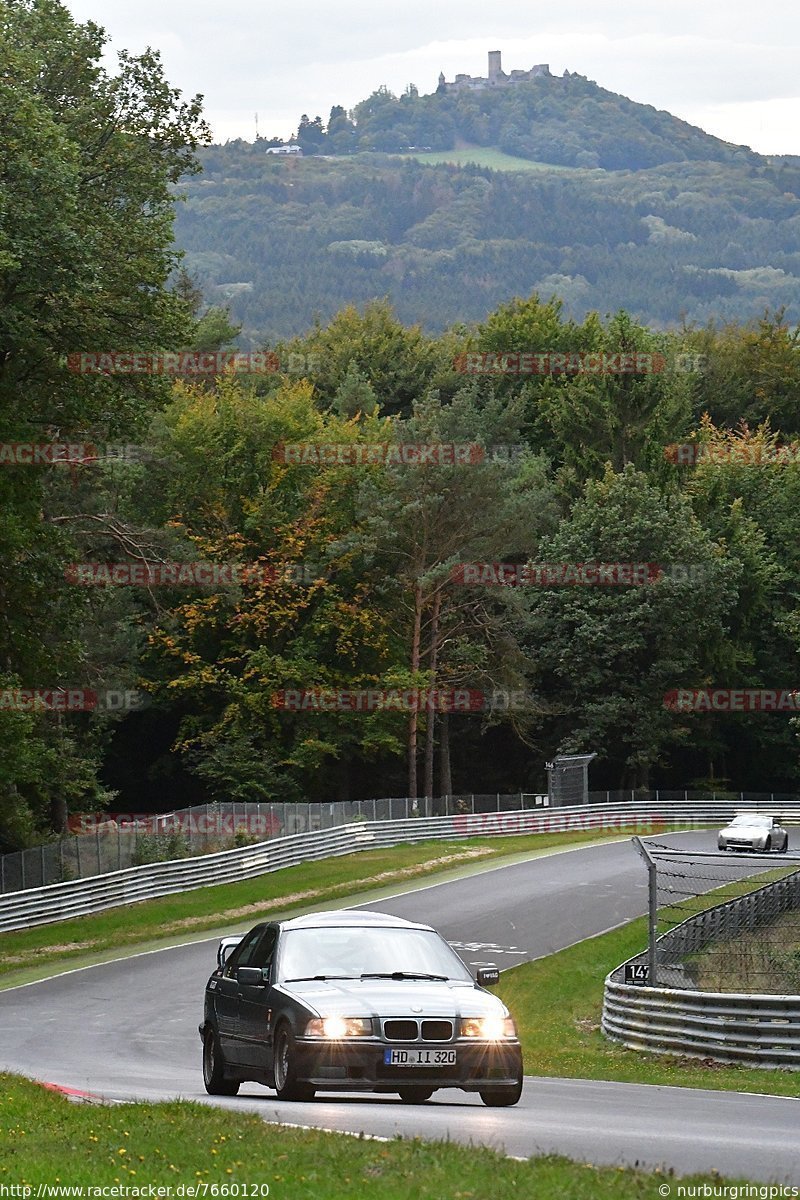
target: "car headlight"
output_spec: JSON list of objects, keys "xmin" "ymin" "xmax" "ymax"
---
[
  {"xmin": 459, "ymin": 1015, "xmax": 516, "ymax": 1040},
  {"xmin": 305, "ymin": 1016, "xmax": 372, "ymax": 1038}
]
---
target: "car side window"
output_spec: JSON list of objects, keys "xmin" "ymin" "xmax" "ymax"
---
[
  {"xmin": 254, "ymin": 926, "xmax": 277, "ymax": 970},
  {"xmin": 224, "ymin": 927, "xmax": 264, "ymax": 976}
]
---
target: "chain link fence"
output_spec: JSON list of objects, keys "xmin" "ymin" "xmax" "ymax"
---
[
  {"xmin": 631, "ymin": 836, "xmax": 800, "ymax": 992},
  {"xmin": 0, "ymin": 793, "xmax": 533, "ymax": 895},
  {"xmin": 4, "ymin": 788, "xmax": 799, "ymax": 898}
]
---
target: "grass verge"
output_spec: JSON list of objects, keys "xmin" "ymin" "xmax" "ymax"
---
[
  {"xmin": 0, "ymin": 1073, "xmax": 748, "ymax": 1194},
  {"xmin": 0, "ymin": 827, "xmax": 660, "ymax": 986},
  {"xmin": 497, "ymin": 913, "xmax": 800, "ymax": 1097}
]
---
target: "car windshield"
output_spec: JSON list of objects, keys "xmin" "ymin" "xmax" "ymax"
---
[
  {"xmin": 730, "ymin": 815, "xmax": 771, "ymax": 826},
  {"xmin": 279, "ymin": 926, "xmax": 473, "ymax": 983}
]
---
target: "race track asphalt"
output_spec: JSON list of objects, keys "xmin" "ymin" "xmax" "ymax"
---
[{"xmin": 1, "ymin": 831, "xmax": 798, "ymax": 1181}]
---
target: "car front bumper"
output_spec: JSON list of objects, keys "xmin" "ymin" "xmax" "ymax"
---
[{"xmin": 293, "ymin": 1038, "xmax": 523, "ymax": 1091}]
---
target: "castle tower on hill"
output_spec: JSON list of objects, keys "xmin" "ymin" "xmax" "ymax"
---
[{"xmin": 438, "ymin": 50, "xmax": 552, "ymax": 92}]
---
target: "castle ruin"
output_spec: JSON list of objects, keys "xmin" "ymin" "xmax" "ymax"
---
[{"xmin": 438, "ymin": 50, "xmax": 552, "ymax": 93}]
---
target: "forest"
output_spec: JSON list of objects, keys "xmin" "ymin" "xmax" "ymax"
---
[
  {"xmin": 3, "ymin": 0, "xmax": 800, "ymax": 853},
  {"xmin": 175, "ymin": 145, "xmax": 800, "ymax": 341}
]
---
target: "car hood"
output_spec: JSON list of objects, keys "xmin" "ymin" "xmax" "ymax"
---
[
  {"xmin": 721, "ymin": 822, "xmax": 769, "ymax": 837},
  {"xmin": 278, "ymin": 978, "xmax": 508, "ymax": 1019}
]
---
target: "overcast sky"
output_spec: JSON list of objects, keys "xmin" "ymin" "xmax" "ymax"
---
[{"xmin": 64, "ymin": 0, "xmax": 800, "ymax": 154}]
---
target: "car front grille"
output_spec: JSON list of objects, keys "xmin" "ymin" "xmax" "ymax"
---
[
  {"xmin": 382, "ymin": 1018, "xmax": 454, "ymax": 1042},
  {"xmin": 383, "ymin": 1019, "xmax": 418, "ymax": 1041},
  {"xmin": 421, "ymin": 1020, "xmax": 453, "ymax": 1041}
]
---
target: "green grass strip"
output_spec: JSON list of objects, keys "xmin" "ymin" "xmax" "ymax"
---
[{"xmin": 0, "ymin": 1073, "xmax": 749, "ymax": 1193}]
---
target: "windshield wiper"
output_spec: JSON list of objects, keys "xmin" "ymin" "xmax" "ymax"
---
[
  {"xmin": 283, "ymin": 974, "xmax": 359, "ymax": 982},
  {"xmin": 360, "ymin": 971, "xmax": 449, "ymax": 981}
]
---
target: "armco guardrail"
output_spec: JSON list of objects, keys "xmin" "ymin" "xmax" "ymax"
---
[
  {"xmin": 0, "ymin": 817, "xmax": 429, "ymax": 933},
  {"xmin": 602, "ymin": 980, "xmax": 800, "ymax": 1067},
  {"xmin": 603, "ymin": 864, "xmax": 800, "ymax": 1067},
  {"xmin": 2, "ymin": 798, "xmax": 800, "ymax": 934}
]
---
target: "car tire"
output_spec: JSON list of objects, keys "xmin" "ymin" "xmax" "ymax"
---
[
  {"xmin": 765, "ymin": 836, "xmax": 772, "ymax": 852},
  {"xmin": 273, "ymin": 1022, "xmax": 315, "ymax": 1102},
  {"xmin": 398, "ymin": 1087, "xmax": 434, "ymax": 1103},
  {"xmin": 202, "ymin": 1028, "xmax": 240, "ymax": 1096},
  {"xmin": 479, "ymin": 1072, "xmax": 523, "ymax": 1107}
]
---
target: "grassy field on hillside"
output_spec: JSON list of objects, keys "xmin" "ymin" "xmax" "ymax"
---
[{"xmin": 394, "ymin": 146, "xmax": 581, "ymax": 171}]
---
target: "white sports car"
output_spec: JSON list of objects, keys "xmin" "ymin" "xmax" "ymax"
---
[{"xmin": 717, "ymin": 813, "xmax": 789, "ymax": 853}]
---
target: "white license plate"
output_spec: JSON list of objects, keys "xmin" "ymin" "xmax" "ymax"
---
[{"xmin": 384, "ymin": 1047, "xmax": 456, "ymax": 1067}]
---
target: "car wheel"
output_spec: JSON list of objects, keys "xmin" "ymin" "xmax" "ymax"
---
[
  {"xmin": 202, "ymin": 1028, "xmax": 240, "ymax": 1096},
  {"xmin": 765, "ymin": 836, "xmax": 772, "ymax": 852},
  {"xmin": 479, "ymin": 1072, "xmax": 523, "ymax": 1107},
  {"xmin": 398, "ymin": 1087, "xmax": 434, "ymax": 1103},
  {"xmin": 273, "ymin": 1022, "xmax": 315, "ymax": 1102}
]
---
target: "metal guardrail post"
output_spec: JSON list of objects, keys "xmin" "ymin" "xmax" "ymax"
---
[{"xmin": 632, "ymin": 836, "xmax": 658, "ymax": 986}]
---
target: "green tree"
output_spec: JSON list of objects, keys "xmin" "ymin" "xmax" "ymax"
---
[
  {"xmin": 0, "ymin": 0, "xmax": 208, "ymax": 844},
  {"xmin": 340, "ymin": 387, "xmax": 558, "ymax": 799},
  {"xmin": 140, "ymin": 377, "xmax": 402, "ymax": 802},
  {"xmin": 523, "ymin": 466, "xmax": 737, "ymax": 789}
]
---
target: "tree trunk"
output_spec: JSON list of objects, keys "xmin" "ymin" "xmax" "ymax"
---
[
  {"xmin": 407, "ymin": 580, "xmax": 423, "ymax": 808},
  {"xmin": 439, "ymin": 709, "xmax": 452, "ymax": 811},
  {"xmin": 423, "ymin": 591, "xmax": 442, "ymax": 809},
  {"xmin": 50, "ymin": 712, "xmax": 68, "ymax": 834},
  {"xmin": 50, "ymin": 791, "xmax": 69, "ymax": 835}
]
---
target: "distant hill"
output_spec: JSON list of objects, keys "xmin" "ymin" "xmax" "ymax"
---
[
  {"xmin": 173, "ymin": 73, "xmax": 800, "ymax": 344},
  {"xmin": 286, "ymin": 69, "xmax": 762, "ymax": 172}
]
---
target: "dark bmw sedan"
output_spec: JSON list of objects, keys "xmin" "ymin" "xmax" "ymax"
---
[{"xmin": 200, "ymin": 909, "xmax": 523, "ymax": 1106}]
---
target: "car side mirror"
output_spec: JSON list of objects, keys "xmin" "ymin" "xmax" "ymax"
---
[
  {"xmin": 237, "ymin": 965, "xmax": 269, "ymax": 987},
  {"xmin": 477, "ymin": 966, "xmax": 500, "ymax": 987}
]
